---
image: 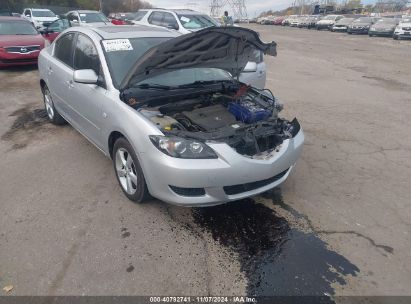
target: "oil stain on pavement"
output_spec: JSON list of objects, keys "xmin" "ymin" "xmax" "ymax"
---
[
  {"xmin": 191, "ymin": 196, "xmax": 359, "ymax": 297},
  {"xmin": 2, "ymin": 108, "xmax": 50, "ymax": 150}
]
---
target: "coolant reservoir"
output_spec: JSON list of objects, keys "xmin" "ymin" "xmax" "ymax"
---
[{"xmin": 139, "ymin": 109, "xmax": 178, "ymax": 129}]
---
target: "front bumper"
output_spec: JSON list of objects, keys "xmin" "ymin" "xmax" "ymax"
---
[
  {"xmin": 394, "ymin": 31, "xmax": 411, "ymax": 39},
  {"xmin": 348, "ymin": 27, "xmax": 369, "ymax": 34},
  {"xmin": 369, "ymin": 29, "xmax": 394, "ymax": 36},
  {"xmin": 332, "ymin": 26, "xmax": 348, "ymax": 32},
  {"xmin": 140, "ymin": 128, "xmax": 304, "ymax": 207},
  {"xmin": 316, "ymin": 23, "xmax": 332, "ymax": 30},
  {"xmin": 0, "ymin": 52, "xmax": 39, "ymax": 67}
]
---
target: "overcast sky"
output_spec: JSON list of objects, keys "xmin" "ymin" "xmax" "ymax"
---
[{"xmin": 148, "ymin": 0, "xmax": 376, "ymax": 17}]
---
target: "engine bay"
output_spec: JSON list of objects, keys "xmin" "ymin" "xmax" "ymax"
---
[{"xmin": 133, "ymin": 85, "xmax": 300, "ymax": 157}]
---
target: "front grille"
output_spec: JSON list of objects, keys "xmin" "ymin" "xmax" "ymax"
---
[
  {"xmin": 42, "ymin": 21, "xmax": 52, "ymax": 27},
  {"xmin": 402, "ymin": 27, "xmax": 411, "ymax": 31},
  {"xmin": 223, "ymin": 168, "xmax": 290, "ymax": 196},
  {"xmin": 169, "ymin": 185, "xmax": 205, "ymax": 197},
  {"xmin": 5, "ymin": 45, "xmax": 40, "ymax": 54}
]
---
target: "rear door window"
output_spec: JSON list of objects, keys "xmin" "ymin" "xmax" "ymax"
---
[
  {"xmin": 148, "ymin": 12, "xmax": 164, "ymax": 26},
  {"xmin": 54, "ymin": 33, "xmax": 75, "ymax": 68},
  {"xmin": 163, "ymin": 12, "xmax": 178, "ymax": 29}
]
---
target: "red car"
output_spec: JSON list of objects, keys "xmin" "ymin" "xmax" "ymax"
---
[
  {"xmin": 41, "ymin": 18, "xmax": 71, "ymax": 43},
  {"xmin": 0, "ymin": 16, "xmax": 45, "ymax": 67}
]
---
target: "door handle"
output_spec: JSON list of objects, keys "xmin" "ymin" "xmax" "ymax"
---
[{"xmin": 66, "ymin": 80, "xmax": 74, "ymax": 89}]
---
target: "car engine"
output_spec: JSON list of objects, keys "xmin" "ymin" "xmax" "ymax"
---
[{"xmin": 138, "ymin": 87, "xmax": 299, "ymax": 157}]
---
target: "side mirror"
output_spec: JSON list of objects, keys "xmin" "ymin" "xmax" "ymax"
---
[
  {"xmin": 73, "ymin": 69, "xmax": 98, "ymax": 84},
  {"xmin": 243, "ymin": 61, "xmax": 258, "ymax": 73}
]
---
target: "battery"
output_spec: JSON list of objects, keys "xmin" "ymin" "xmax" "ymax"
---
[{"xmin": 228, "ymin": 101, "xmax": 272, "ymax": 123}]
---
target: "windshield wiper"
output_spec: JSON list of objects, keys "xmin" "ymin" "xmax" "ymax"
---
[
  {"xmin": 135, "ymin": 83, "xmax": 175, "ymax": 90},
  {"xmin": 177, "ymin": 80, "xmax": 232, "ymax": 89}
]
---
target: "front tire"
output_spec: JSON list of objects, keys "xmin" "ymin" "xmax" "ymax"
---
[
  {"xmin": 42, "ymin": 84, "xmax": 66, "ymax": 125},
  {"xmin": 113, "ymin": 137, "xmax": 149, "ymax": 203}
]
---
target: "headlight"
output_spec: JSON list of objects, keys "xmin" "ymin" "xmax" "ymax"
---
[{"xmin": 149, "ymin": 136, "xmax": 218, "ymax": 159}]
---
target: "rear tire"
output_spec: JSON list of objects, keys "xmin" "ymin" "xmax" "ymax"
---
[
  {"xmin": 42, "ymin": 84, "xmax": 66, "ymax": 125},
  {"xmin": 113, "ymin": 137, "xmax": 150, "ymax": 203}
]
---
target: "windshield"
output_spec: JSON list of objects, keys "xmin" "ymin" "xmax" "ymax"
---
[
  {"xmin": 79, "ymin": 12, "xmax": 108, "ymax": 23},
  {"xmin": 376, "ymin": 18, "xmax": 397, "ymax": 24},
  {"xmin": 338, "ymin": 18, "xmax": 353, "ymax": 24},
  {"xmin": 136, "ymin": 68, "xmax": 231, "ymax": 88},
  {"xmin": 133, "ymin": 11, "xmax": 147, "ymax": 21},
  {"xmin": 32, "ymin": 10, "xmax": 55, "ymax": 17},
  {"xmin": 104, "ymin": 37, "xmax": 171, "ymax": 88},
  {"xmin": 401, "ymin": 18, "xmax": 411, "ymax": 23},
  {"xmin": 0, "ymin": 21, "xmax": 38, "ymax": 35},
  {"xmin": 177, "ymin": 14, "xmax": 218, "ymax": 30},
  {"xmin": 354, "ymin": 17, "xmax": 372, "ymax": 23}
]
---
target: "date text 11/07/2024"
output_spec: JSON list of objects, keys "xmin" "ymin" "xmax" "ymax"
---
[{"xmin": 149, "ymin": 296, "xmax": 257, "ymax": 303}]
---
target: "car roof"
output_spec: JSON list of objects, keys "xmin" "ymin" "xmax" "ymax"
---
[
  {"xmin": 0, "ymin": 16, "xmax": 30, "ymax": 22},
  {"xmin": 30, "ymin": 8, "xmax": 53, "ymax": 11},
  {"xmin": 69, "ymin": 10, "xmax": 101, "ymax": 14},
  {"xmin": 88, "ymin": 25, "xmax": 180, "ymax": 39},
  {"xmin": 141, "ymin": 8, "xmax": 206, "ymax": 15}
]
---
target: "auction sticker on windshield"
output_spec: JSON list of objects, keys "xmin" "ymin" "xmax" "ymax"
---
[
  {"xmin": 102, "ymin": 39, "xmax": 133, "ymax": 52},
  {"xmin": 180, "ymin": 16, "xmax": 190, "ymax": 22}
]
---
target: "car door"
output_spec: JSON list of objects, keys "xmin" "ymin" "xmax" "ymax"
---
[
  {"xmin": 47, "ymin": 32, "xmax": 76, "ymax": 120},
  {"xmin": 69, "ymin": 33, "xmax": 106, "ymax": 148}
]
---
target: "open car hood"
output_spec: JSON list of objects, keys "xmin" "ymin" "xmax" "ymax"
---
[{"xmin": 120, "ymin": 27, "xmax": 277, "ymax": 90}]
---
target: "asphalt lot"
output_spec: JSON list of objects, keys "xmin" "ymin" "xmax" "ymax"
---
[{"xmin": 0, "ymin": 24, "xmax": 411, "ymax": 298}]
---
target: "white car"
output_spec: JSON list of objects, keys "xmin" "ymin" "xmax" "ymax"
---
[
  {"xmin": 393, "ymin": 17, "xmax": 411, "ymax": 40},
  {"xmin": 131, "ymin": 9, "xmax": 219, "ymax": 34},
  {"xmin": 316, "ymin": 15, "xmax": 344, "ymax": 30},
  {"xmin": 131, "ymin": 8, "xmax": 267, "ymax": 89},
  {"xmin": 22, "ymin": 8, "xmax": 58, "ymax": 30},
  {"xmin": 65, "ymin": 10, "xmax": 110, "ymax": 27}
]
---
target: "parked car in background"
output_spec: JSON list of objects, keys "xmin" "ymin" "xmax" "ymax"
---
[
  {"xmin": 66, "ymin": 10, "xmax": 110, "ymax": 27},
  {"xmin": 0, "ymin": 16, "xmax": 45, "ymax": 67},
  {"xmin": 289, "ymin": 16, "xmax": 302, "ymax": 27},
  {"xmin": 297, "ymin": 16, "xmax": 310, "ymax": 28},
  {"xmin": 22, "ymin": 8, "xmax": 58, "ymax": 30},
  {"xmin": 331, "ymin": 17, "xmax": 355, "ymax": 32},
  {"xmin": 347, "ymin": 17, "xmax": 375, "ymax": 34},
  {"xmin": 316, "ymin": 15, "xmax": 344, "ymax": 30},
  {"xmin": 130, "ymin": 8, "xmax": 266, "ymax": 88},
  {"xmin": 273, "ymin": 16, "xmax": 285, "ymax": 25},
  {"xmin": 38, "ymin": 25, "xmax": 303, "ymax": 206},
  {"xmin": 369, "ymin": 18, "xmax": 399, "ymax": 37},
  {"xmin": 393, "ymin": 17, "xmax": 411, "ymax": 40},
  {"xmin": 305, "ymin": 15, "xmax": 322, "ymax": 29},
  {"xmin": 41, "ymin": 18, "xmax": 71, "ymax": 43},
  {"xmin": 109, "ymin": 13, "xmax": 135, "ymax": 25},
  {"xmin": 130, "ymin": 9, "xmax": 219, "ymax": 34},
  {"xmin": 282, "ymin": 15, "xmax": 298, "ymax": 26}
]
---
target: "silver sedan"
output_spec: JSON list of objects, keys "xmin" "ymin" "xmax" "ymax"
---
[{"xmin": 38, "ymin": 25, "xmax": 304, "ymax": 207}]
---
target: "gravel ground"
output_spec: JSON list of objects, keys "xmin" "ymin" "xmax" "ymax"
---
[{"xmin": 0, "ymin": 25, "xmax": 410, "ymax": 298}]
